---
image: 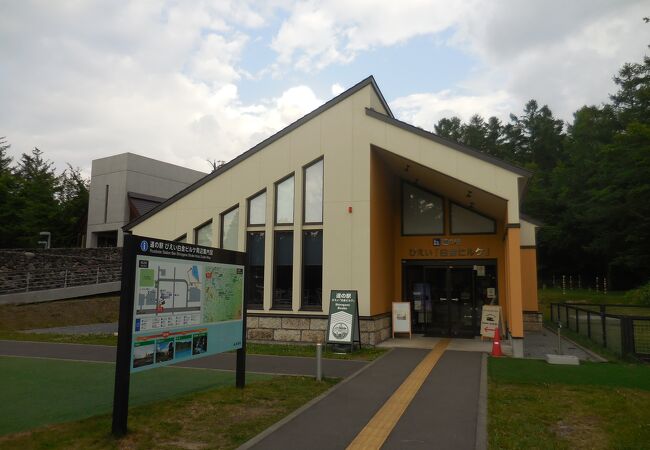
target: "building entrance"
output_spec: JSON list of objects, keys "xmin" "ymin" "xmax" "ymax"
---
[{"xmin": 403, "ymin": 260, "xmax": 497, "ymax": 337}]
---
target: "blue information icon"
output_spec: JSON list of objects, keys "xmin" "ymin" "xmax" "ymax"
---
[{"xmin": 140, "ymin": 240, "xmax": 149, "ymax": 252}]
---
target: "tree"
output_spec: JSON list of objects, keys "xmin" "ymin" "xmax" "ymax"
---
[
  {"xmin": 13, "ymin": 148, "xmax": 61, "ymax": 247},
  {"xmin": 55, "ymin": 165, "xmax": 89, "ymax": 247}
]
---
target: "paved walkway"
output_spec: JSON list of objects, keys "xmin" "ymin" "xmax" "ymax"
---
[
  {"xmin": 242, "ymin": 343, "xmax": 486, "ymax": 450},
  {"xmin": 0, "ymin": 340, "xmax": 365, "ymax": 378},
  {"xmin": 26, "ymin": 322, "xmax": 119, "ymax": 335}
]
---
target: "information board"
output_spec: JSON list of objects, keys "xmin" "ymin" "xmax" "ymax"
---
[
  {"xmin": 112, "ymin": 234, "xmax": 247, "ymax": 436},
  {"xmin": 480, "ymin": 305, "xmax": 501, "ymax": 338},
  {"xmin": 392, "ymin": 302, "xmax": 412, "ymax": 338},
  {"xmin": 326, "ymin": 290, "xmax": 360, "ymax": 346},
  {"xmin": 130, "ymin": 237, "xmax": 244, "ymax": 372}
]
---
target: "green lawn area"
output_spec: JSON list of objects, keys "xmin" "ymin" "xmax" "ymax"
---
[
  {"xmin": 0, "ymin": 356, "xmax": 271, "ymax": 435},
  {"xmin": 489, "ymin": 358, "xmax": 650, "ymax": 449}
]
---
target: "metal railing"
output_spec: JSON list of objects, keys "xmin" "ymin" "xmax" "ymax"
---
[
  {"xmin": 0, "ymin": 264, "xmax": 122, "ymax": 295},
  {"xmin": 550, "ymin": 302, "xmax": 650, "ymax": 361}
]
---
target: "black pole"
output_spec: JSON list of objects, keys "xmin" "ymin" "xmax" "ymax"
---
[
  {"xmin": 236, "ymin": 253, "xmax": 248, "ymax": 389},
  {"xmin": 112, "ymin": 234, "xmax": 137, "ymax": 436}
]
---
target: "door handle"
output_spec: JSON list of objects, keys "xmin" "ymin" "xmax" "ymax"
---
[{"xmin": 451, "ymin": 298, "xmax": 459, "ymax": 302}]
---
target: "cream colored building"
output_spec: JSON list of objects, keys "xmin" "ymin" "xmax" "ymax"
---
[{"xmin": 125, "ymin": 77, "xmax": 540, "ymax": 356}]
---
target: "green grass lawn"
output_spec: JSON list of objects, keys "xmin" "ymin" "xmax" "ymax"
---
[
  {"xmin": 0, "ymin": 358, "xmax": 335, "ymax": 450},
  {"xmin": 489, "ymin": 357, "xmax": 650, "ymax": 449},
  {"xmin": 0, "ymin": 356, "xmax": 271, "ymax": 435}
]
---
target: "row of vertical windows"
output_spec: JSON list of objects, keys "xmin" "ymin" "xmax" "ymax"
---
[{"xmin": 187, "ymin": 157, "xmax": 324, "ymax": 310}]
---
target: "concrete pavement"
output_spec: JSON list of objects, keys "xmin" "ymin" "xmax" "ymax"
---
[{"xmin": 0, "ymin": 340, "xmax": 366, "ymax": 378}]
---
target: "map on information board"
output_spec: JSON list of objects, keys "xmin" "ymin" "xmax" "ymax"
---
[{"xmin": 129, "ymin": 240, "xmax": 244, "ymax": 373}]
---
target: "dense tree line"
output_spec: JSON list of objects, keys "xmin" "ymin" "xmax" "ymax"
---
[
  {"xmin": 434, "ymin": 55, "xmax": 650, "ymax": 289},
  {"xmin": 0, "ymin": 141, "xmax": 88, "ymax": 248}
]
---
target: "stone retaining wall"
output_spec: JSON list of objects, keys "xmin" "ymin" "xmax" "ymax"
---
[{"xmin": 246, "ymin": 313, "xmax": 392, "ymax": 346}]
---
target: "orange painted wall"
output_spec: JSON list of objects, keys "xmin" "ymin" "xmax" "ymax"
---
[
  {"xmin": 521, "ymin": 248, "xmax": 539, "ymax": 312},
  {"xmin": 505, "ymin": 228, "xmax": 524, "ymax": 337},
  {"xmin": 369, "ymin": 153, "xmax": 396, "ymax": 316}
]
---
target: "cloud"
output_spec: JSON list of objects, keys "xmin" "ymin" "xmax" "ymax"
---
[
  {"xmin": 391, "ymin": 90, "xmax": 513, "ymax": 129},
  {"xmin": 0, "ymin": 1, "xmax": 319, "ymax": 176}
]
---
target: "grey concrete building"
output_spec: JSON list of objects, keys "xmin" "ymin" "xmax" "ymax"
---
[{"xmin": 86, "ymin": 153, "xmax": 206, "ymax": 247}]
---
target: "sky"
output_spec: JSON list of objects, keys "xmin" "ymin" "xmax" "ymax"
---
[{"xmin": 1, "ymin": 0, "xmax": 648, "ymax": 177}]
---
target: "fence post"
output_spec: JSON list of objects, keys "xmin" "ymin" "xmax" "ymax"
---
[
  {"xmin": 575, "ymin": 308, "xmax": 580, "ymax": 333},
  {"xmin": 565, "ymin": 304, "xmax": 570, "ymax": 328},
  {"xmin": 569, "ymin": 275, "xmax": 573, "ymax": 290},
  {"xmin": 562, "ymin": 275, "xmax": 566, "ymax": 295},
  {"xmin": 550, "ymin": 304, "xmax": 555, "ymax": 322},
  {"xmin": 604, "ymin": 277, "xmax": 607, "ymax": 295},
  {"xmin": 620, "ymin": 317, "xmax": 635, "ymax": 358},
  {"xmin": 596, "ymin": 276, "xmax": 599, "ymax": 294},
  {"xmin": 600, "ymin": 304, "xmax": 607, "ymax": 348}
]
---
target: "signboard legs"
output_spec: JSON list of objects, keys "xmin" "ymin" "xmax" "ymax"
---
[{"xmin": 112, "ymin": 234, "xmax": 137, "ymax": 436}]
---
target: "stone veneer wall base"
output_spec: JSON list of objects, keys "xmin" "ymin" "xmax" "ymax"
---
[{"xmin": 246, "ymin": 313, "xmax": 392, "ymax": 346}]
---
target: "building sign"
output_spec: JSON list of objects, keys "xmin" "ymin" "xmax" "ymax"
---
[
  {"xmin": 327, "ymin": 290, "xmax": 360, "ymax": 346},
  {"xmin": 392, "ymin": 302, "xmax": 411, "ymax": 338},
  {"xmin": 130, "ymin": 237, "xmax": 245, "ymax": 372},
  {"xmin": 480, "ymin": 305, "xmax": 501, "ymax": 338},
  {"xmin": 408, "ymin": 247, "xmax": 490, "ymax": 258}
]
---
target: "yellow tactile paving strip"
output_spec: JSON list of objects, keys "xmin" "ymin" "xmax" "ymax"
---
[{"xmin": 346, "ymin": 339, "xmax": 450, "ymax": 450}]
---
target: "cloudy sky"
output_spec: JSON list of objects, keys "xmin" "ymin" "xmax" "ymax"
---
[{"xmin": 1, "ymin": 0, "xmax": 648, "ymax": 176}]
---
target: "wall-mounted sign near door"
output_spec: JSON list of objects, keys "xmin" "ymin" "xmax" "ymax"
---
[{"xmin": 326, "ymin": 290, "xmax": 361, "ymax": 349}]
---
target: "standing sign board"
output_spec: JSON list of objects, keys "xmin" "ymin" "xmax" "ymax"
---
[
  {"xmin": 480, "ymin": 305, "xmax": 501, "ymax": 338},
  {"xmin": 112, "ymin": 234, "xmax": 247, "ymax": 435},
  {"xmin": 326, "ymin": 290, "xmax": 360, "ymax": 347},
  {"xmin": 392, "ymin": 302, "xmax": 412, "ymax": 338}
]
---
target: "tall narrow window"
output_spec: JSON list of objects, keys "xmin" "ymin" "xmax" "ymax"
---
[
  {"xmin": 275, "ymin": 175, "xmax": 294, "ymax": 225},
  {"xmin": 246, "ymin": 232, "xmax": 265, "ymax": 309},
  {"xmin": 220, "ymin": 206, "xmax": 239, "ymax": 250},
  {"xmin": 402, "ymin": 182, "xmax": 444, "ymax": 235},
  {"xmin": 272, "ymin": 231, "xmax": 293, "ymax": 309},
  {"xmin": 304, "ymin": 159, "xmax": 323, "ymax": 224},
  {"xmin": 194, "ymin": 220, "xmax": 212, "ymax": 246},
  {"xmin": 104, "ymin": 185, "xmax": 109, "ymax": 223},
  {"xmin": 301, "ymin": 230, "xmax": 323, "ymax": 309},
  {"xmin": 248, "ymin": 190, "xmax": 266, "ymax": 226}
]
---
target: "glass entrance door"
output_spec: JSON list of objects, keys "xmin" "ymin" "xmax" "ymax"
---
[
  {"xmin": 404, "ymin": 261, "xmax": 494, "ymax": 337},
  {"xmin": 425, "ymin": 267, "xmax": 448, "ymax": 336},
  {"xmin": 449, "ymin": 268, "xmax": 475, "ymax": 337}
]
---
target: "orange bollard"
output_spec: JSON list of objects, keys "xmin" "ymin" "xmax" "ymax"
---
[{"xmin": 491, "ymin": 327, "xmax": 504, "ymax": 357}]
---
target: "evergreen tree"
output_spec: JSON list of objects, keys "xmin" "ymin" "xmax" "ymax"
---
[{"xmin": 13, "ymin": 148, "xmax": 61, "ymax": 247}]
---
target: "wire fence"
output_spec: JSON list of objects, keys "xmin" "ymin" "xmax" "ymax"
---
[
  {"xmin": 550, "ymin": 302, "xmax": 650, "ymax": 361},
  {"xmin": 0, "ymin": 264, "xmax": 122, "ymax": 295}
]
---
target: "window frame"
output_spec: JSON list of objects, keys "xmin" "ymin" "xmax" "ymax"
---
[
  {"xmin": 173, "ymin": 233, "xmax": 187, "ymax": 243},
  {"xmin": 246, "ymin": 231, "xmax": 265, "ymax": 310},
  {"xmin": 271, "ymin": 230, "xmax": 294, "ymax": 310},
  {"xmin": 274, "ymin": 173, "xmax": 295, "ymax": 226},
  {"xmin": 302, "ymin": 156, "xmax": 324, "ymax": 225},
  {"xmin": 219, "ymin": 203, "xmax": 240, "ymax": 249},
  {"xmin": 449, "ymin": 201, "xmax": 497, "ymax": 235},
  {"xmin": 400, "ymin": 180, "xmax": 446, "ymax": 236},
  {"xmin": 247, "ymin": 188, "xmax": 267, "ymax": 227},
  {"xmin": 193, "ymin": 219, "xmax": 213, "ymax": 246},
  {"xmin": 300, "ymin": 229, "xmax": 323, "ymax": 311}
]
